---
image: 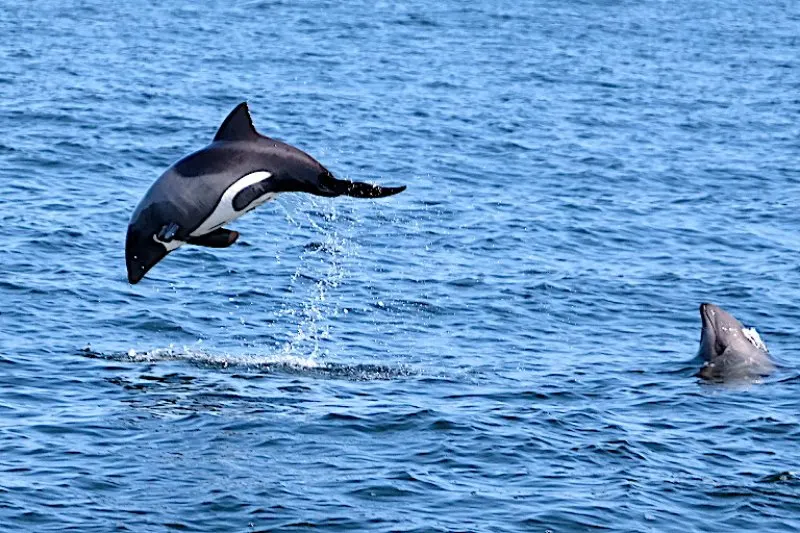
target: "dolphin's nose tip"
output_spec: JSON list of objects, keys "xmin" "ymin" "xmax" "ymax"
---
[
  {"xmin": 126, "ymin": 262, "xmax": 143, "ymax": 284},
  {"xmin": 700, "ymin": 302, "xmax": 718, "ymax": 320},
  {"xmin": 127, "ymin": 270, "xmax": 142, "ymax": 285}
]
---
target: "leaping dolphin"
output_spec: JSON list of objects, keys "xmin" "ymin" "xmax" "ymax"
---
[
  {"xmin": 697, "ymin": 303, "xmax": 774, "ymax": 381},
  {"xmin": 125, "ymin": 102, "xmax": 405, "ymax": 284}
]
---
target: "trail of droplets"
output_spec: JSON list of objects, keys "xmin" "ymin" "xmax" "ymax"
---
[{"xmin": 274, "ymin": 198, "xmax": 358, "ymax": 359}]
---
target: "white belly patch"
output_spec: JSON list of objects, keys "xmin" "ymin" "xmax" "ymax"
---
[
  {"xmin": 152, "ymin": 171, "xmax": 276, "ymax": 252},
  {"xmin": 153, "ymin": 235, "xmax": 184, "ymax": 251},
  {"xmin": 191, "ymin": 171, "xmax": 276, "ymax": 237}
]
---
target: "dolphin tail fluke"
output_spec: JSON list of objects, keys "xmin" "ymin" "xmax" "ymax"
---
[
  {"xmin": 320, "ymin": 173, "xmax": 406, "ymax": 199},
  {"xmin": 186, "ymin": 228, "xmax": 239, "ymax": 248},
  {"xmin": 343, "ymin": 181, "xmax": 407, "ymax": 198}
]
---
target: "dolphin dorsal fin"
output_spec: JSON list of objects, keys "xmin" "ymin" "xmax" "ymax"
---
[{"xmin": 213, "ymin": 102, "xmax": 260, "ymax": 142}]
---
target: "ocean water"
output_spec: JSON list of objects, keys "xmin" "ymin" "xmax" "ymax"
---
[{"xmin": 1, "ymin": 0, "xmax": 799, "ymax": 531}]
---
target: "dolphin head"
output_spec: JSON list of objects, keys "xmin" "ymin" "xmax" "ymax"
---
[
  {"xmin": 698, "ymin": 303, "xmax": 767, "ymax": 361},
  {"xmin": 125, "ymin": 202, "xmax": 174, "ymax": 284}
]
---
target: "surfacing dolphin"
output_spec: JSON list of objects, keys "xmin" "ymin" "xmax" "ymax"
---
[
  {"xmin": 697, "ymin": 303, "xmax": 774, "ymax": 381},
  {"xmin": 125, "ymin": 102, "xmax": 406, "ymax": 284}
]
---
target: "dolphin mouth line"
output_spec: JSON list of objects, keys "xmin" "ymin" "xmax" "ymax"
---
[{"xmin": 700, "ymin": 303, "xmax": 714, "ymax": 326}]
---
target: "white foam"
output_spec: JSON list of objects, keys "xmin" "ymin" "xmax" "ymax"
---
[{"xmin": 123, "ymin": 344, "xmax": 323, "ymax": 370}]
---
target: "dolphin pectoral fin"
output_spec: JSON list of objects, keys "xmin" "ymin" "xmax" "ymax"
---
[
  {"xmin": 157, "ymin": 222, "xmax": 181, "ymax": 242},
  {"xmin": 319, "ymin": 173, "xmax": 406, "ymax": 199},
  {"xmin": 186, "ymin": 228, "xmax": 240, "ymax": 248}
]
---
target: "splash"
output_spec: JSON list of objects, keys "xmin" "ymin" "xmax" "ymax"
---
[
  {"xmin": 80, "ymin": 344, "xmax": 413, "ymax": 381},
  {"xmin": 274, "ymin": 197, "xmax": 356, "ymax": 359},
  {"xmin": 124, "ymin": 344, "xmax": 324, "ymax": 370}
]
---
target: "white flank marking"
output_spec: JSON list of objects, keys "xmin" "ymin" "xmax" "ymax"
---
[{"xmin": 190, "ymin": 171, "xmax": 275, "ymax": 237}]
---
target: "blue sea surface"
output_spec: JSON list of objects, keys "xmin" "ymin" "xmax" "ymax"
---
[{"xmin": 1, "ymin": 0, "xmax": 799, "ymax": 531}]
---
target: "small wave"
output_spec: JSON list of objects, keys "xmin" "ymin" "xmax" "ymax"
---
[{"xmin": 79, "ymin": 345, "xmax": 414, "ymax": 381}]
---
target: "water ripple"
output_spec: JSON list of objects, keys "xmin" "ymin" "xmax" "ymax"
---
[{"xmin": 1, "ymin": 0, "xmax": 799, "ymax": 531}]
